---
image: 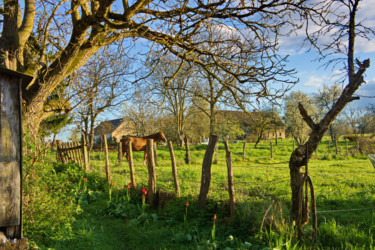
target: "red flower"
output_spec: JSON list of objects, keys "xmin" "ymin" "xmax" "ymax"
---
[
  {"xmin": 126, "ymin": 185, "xmax": 130, "ymax": 189},
  {"xmin": 144, "ymin": 190, "xmax": 147, "ymax": 195},
  {"xmin": 129, "ymin": 182, "xmax": 132, "ymax": 186},
  {"xmin": 111, "ymin": 181, "xmax": 114, "ymax": 185},
  {"xmin": 186, "ymin": 202, "xmax": 189, "ymax": 207},
  {"xmin": 142, "ymin": 187, "xmax": 147, "ymax": 195},
  {"xmin": 214, "ymin": 214, "xmax": 217, "ymax": 219},
  {"xmin": 84, "ymin": 178, "xmax": 87, "ymax": 182}
]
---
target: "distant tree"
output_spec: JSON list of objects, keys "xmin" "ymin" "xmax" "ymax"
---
[
  {"xmin": 123, "ymin": 91, "xmax": 162, "ymax": 137},
  {"xmin": 284, "ymin": 91, "xmax": 316, "ymax": 145},
  {"xmin": 314, "ymin": 83, "xmax": 343, "ymax": 145},
  {"xmin": 147, "ymin": 56, "xmax": 194, "ymax": 146},
  {"xmin": 71, "ymin": 46, "xmax": 132, "ymax": 151}
]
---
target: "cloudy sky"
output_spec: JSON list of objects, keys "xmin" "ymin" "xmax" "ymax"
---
[{"xmin": 281, "ymin": 0, "xmax": 375, "ymax": 108}]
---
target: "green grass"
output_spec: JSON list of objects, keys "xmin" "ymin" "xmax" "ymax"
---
[{"xmin": 28, "ymin": 137, "xmax": 375, "ymax": 249}]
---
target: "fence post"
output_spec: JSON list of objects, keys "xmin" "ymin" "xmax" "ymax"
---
[
  {"xmin": 346, "ymin": 141, "xmax": 349, "ymax": 156},
  {"xmin": 153, "ymin": 142, "xmax": 158, "ymax": 166},
  {"xmin": 127, "ymin": 141, "xmax": 136, "ymax": 188},
  {"xmin": 198, "ymin": 134, "xmax": 219, "ymax": 209},
  {"xmin": 243, "ymin": 142, "xmax": 246, "ymax": 160},
  {"xmin": 214, "ymin": 141, "xmax": 219, "ymax": 164},
  {"xmin": 56, "ymin": 140, "xmax": 62, "ymax": 162},
  {"xmin": 118, "ymin": 141, "xmax": 123, "ymax": 163},
  {"xmin": 184, "ymin": 137, "xmax": 191, "ymax": 164},
  {"xmin": 81, "ymin": 135, "xmax": 89, "ymax": 171},
  {"xmin": 270, "ymin": 141, "xmax": 273, "ymax": 159},
  {"xmin": 103, "ymin": 135, "xmax": 111, "ymax": 184},
  {"xmin": 147, "ymin": 139, "xmax": 157, "ymax": 208},
  {"xmin": 335, "ymin": 139, "xmax": 338, "ymax": 155},
  {"xmin": 168, "ymin": 141, "xmax": 180, "ymax": 197},
  {"xmin": 224, "ymin": 140, "xmax": 236, "ymax": 217}
]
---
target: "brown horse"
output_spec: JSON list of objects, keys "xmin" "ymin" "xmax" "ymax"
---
[{"xmin": 120, "ymin": 131, "xmax": 167, "ymax": 164}]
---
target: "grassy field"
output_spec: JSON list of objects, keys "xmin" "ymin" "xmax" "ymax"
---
[{"xmin": 30, "ymin": 137, "xmax": 375, "ymax": 249}]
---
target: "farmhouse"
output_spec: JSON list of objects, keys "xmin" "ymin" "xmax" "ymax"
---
[
  {"xmin": 94, "ymin": 118, "xmax": 136, "ymax": 143},
  {"xmin": 216, "ymin": 110, "xmax": 286, "ymax": 140}
]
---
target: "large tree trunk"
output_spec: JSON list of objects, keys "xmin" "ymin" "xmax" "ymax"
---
[
  {"xmin": 289, "ymin": 58, "xmax": 370, "ymax": 227},
  {"xmin": 198, "ymin": 134, "xmax": 219, "ymax": 209}
]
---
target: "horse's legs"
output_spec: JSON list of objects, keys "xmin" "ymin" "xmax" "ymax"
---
[{"xmin": 143, "ymin": 151, "xmax": 147, "ymax": 165}]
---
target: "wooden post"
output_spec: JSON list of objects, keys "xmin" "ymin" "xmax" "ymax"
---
[
  {"xmin": 335, "ymin": 139, "xmax": 338, "ymax": 155},
  {"xmin": 214, "ymin": 141, "xmax": 219, "ymax": 164},
  {"xmin": 328, "ymin": 142, "xmax": 331, "ymax": 156},
  {"xmin": 118, "ymin": 141, "xmax": 123, "ymax": 163},
  {"xmin": 56, "ymin": 140, "xmax": 62, "ymax": 162},
  {"xmin": 293, "ymin": 140, "xmax": 295, "ymax": 151},
  {"xmin": 270, "ymin": 141, "xmax": 273, "ymax": 159},
  {"xmin": 184, "ymin": 137, "xmax": 191, "ymax": 164},
  {"xmin": 153, "ymin": 142, "xmax": 158, "ymax": 166},
  {"xmin": 127, "ymin": 141, "xmax": 136, "ymax": 188},
  {"xmin": 102, "ymin": 135, "xmax": 111, "ymax": 184},
  {"xmin": 168, "ymin": 141, "xmax": 180, "ymax": 197},
  {"xmin": 198, "ymin": 134, "xmax": 219, "ymax": 209},
  {"xmin": 224, "ymin": 140, "xmax": 236, "ymax": 217},
  {"xmin": 346, "ymin": 141, "xmax": 349, "ymax": 156},
  {"xmin": 146, "ymin": 139, "xmax": 157, "ymax": 208},
  {"xmin": 81, "ymin": 135, "xmax": 89, "ymax": 171},
  {"xmin": 243, "ymin": 142, "xmax": 246, "ymax": 160}
]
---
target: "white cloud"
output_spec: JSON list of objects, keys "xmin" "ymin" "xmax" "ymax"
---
[{"xmin": 303, "ymin": 75, "xmax": 325, "ymax": 88}]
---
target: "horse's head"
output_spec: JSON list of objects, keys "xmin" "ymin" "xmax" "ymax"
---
[{"xmin": 159, "ymin": 131, "xmax": 167, "ymax": 142}]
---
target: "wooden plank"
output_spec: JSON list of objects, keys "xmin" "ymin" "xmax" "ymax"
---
[
  {"xmin": 0, "ymin": 162, "xmax": 21, "ymax": 227},
  {"xmin": 0, "ymin": 75, "xmax": 21, "ymax": 230}
]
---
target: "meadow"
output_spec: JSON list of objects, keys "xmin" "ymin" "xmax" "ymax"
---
[{"xmin": 24, "ymin": 137, "xmax": 375, "ymax": 249}]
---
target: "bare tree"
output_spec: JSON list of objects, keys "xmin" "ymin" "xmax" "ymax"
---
[
  {"xmin": 0, "ymin": 0, "xmax": 313, "ymax": 138},
  {"xmin": 147, "ymin": 57, "xmax": 194, "ymax": 146},
  {"xmin": 71, "ymin": 46, "xmax": 132, "ymax": 150},
  {"xmin": 123, "ymin": 91, "xmax": 161, "ymax": 137},
  {"xmin": 288, "ymin": 0, "xmax": 372, "ymax": 237}
]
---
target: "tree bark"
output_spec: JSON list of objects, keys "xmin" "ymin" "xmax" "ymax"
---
[{"xmin": 198, "ymin": 134, "xmax": 219, "ymax": 209}]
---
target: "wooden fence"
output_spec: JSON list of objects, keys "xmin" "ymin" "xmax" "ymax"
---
[{"xmin": 56, "ymin": 135, "xmax": 89, "ymax": 171}]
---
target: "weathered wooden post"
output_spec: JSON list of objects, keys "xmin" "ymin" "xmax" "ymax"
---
[
  {"xmin": 118, "ymin": 141, "xmax": 123, "ymax": 163},
  {"xmin": 127, "ymin": 141, "xmax": 136, "ymax": 187},
  {"xmin": 346, "ymin": 141, "xmax": 349, "ymax": 156},
  {"xmin": 270, "ymin": 141, "xmax": 273, "ymax": 159},
  {"xmin": 56, "ymin": 140, "xmax": 62, "ymax": 162},
  {"xmin": 243, "ymin": 142, "xmax": 246, "ymax": 160},
  {"xmin": 0, "ymin": 67, "xmax": 32, "ymax": 240},
  {"xmin": 224, "ymin": 141, "xmax": 236, "ymax": 217},
  {"xmin": 184, "ymin": 137, "xmax": 191, "ymax": 164},
  {"xmin": 198, "ymin": 134, "xmax": 219, "ymax": 209},
  {"xmin": 102, "ymin": 135, "xmax": 111, "ymax": 184},
  {"xmin": 335, "ymin": 139, "xmax": 338, "ymax": 155},
  {"xmin": 153, "ymin": 142, "xmax": 158, "ymax": 166},
  {"xmin": 146, "ymin": 139, "xmax": 157, "ymax": 208},
  {"xmin": 168, "ymin": 141, "xmax": 180, "ymax": 197},
  {"xmin": 81, "ymin": 135, "xmax": 89, "ymax": 171}
]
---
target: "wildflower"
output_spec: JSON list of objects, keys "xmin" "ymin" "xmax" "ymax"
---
[
  {"xmin": 111, "ymin": 181, "xmax": 114, "ymax": 185},
  {"xmin": 84, "ymin": 178, "xmax": 87, "ymax": 182},
  {"xmin": 186, "ymin": 201, "xmax": 189, "ymax": 206},
  {"xmin": 129, "ymin": 182, "xmax": 132, "ymax": 186},
  {"xmin": 214, "ymin": 214, "xmax": 217, "ymax": 220},
  {"xmin": 126, "ymin": 184, "xmax": 130, "ymax": 189},
  {"xmin": 142, "ymin": 187, "xmax": 147, "ymax": 195}
]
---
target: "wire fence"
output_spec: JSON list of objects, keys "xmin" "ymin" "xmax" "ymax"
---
[{"xmin": 87, "ymin": 142, "xmax": 375, "ymax": 219}]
